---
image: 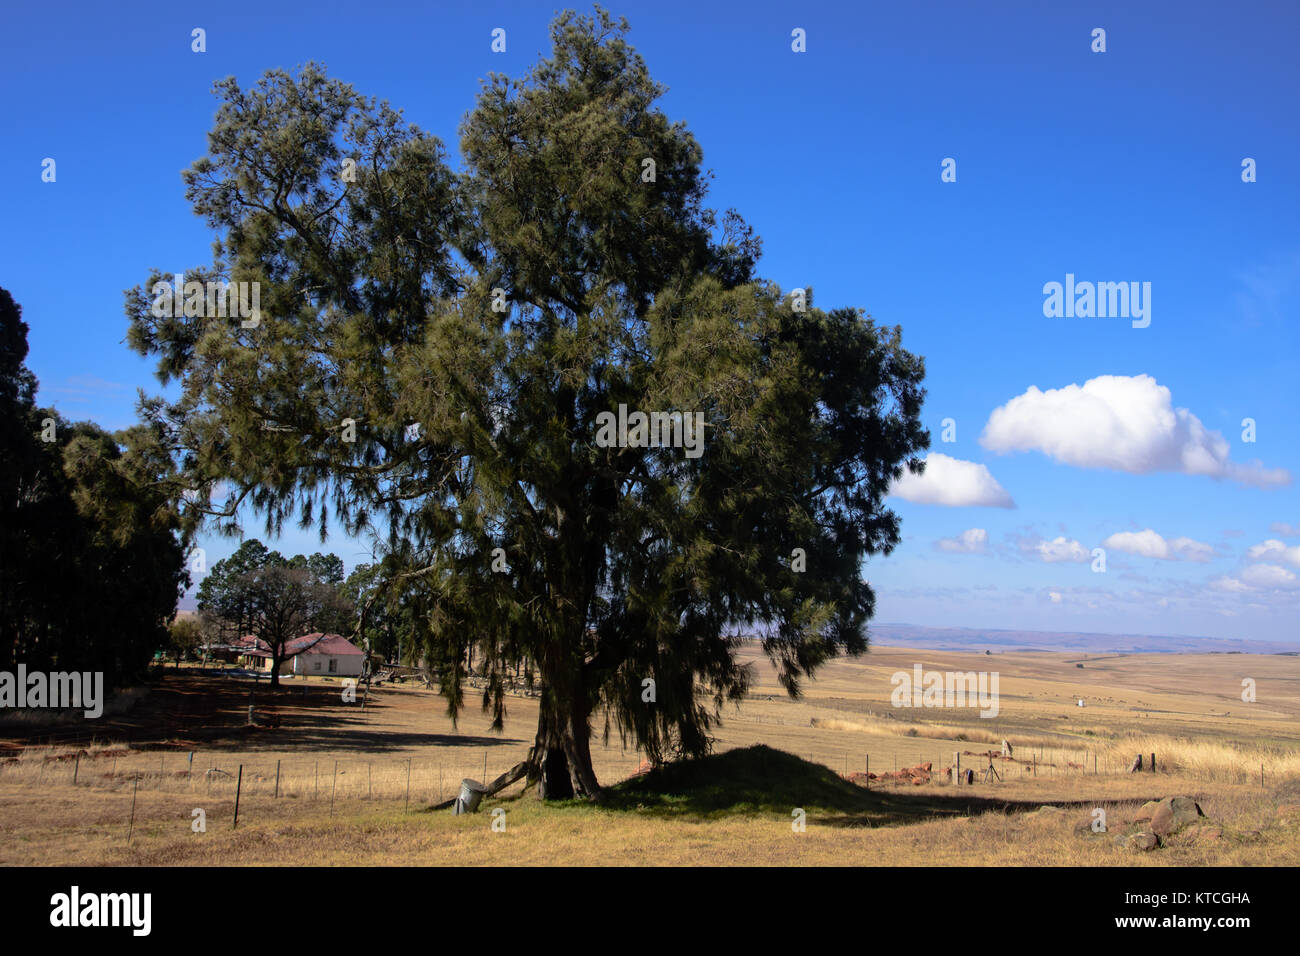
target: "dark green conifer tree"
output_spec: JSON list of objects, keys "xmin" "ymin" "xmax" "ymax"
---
[{"xmin": 126, "ymin": 8, "xmax": 928, "ymax": 798}]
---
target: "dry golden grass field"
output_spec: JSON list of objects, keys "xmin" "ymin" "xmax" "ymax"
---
[{"xmin": 2, "ymin": 643, "xmax": 1299, "ymax": 866}]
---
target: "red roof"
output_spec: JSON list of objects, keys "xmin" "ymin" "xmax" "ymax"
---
[{"xmin": 234, "ymin": 633, "xmax": 363, "ymax": 658}]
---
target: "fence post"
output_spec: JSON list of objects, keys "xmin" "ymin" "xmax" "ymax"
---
[
  {"xmin": 955, "ymin": 751, "xmax": 960, "ymax": 785},
  {"xmin": 233, "ymin": 764, "xmax": 243, "ymax": 829},
  {"xmin": 274, "ymin": 759, "xmax": 281, "ymax": 798},
  {"xmin": 73, "ymin": 754, "xmax": 79, "ymax": 786},
  {"xmin": 127, "ymin": 778, "xmax": 138, "ymax": 842}
]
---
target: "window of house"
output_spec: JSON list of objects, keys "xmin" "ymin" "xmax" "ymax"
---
[
  {"xmin": 328, "ymin": 659, "xmax": 337, "ymax": 673},
  {"xmin": 313, "ymin": 660, "xmax": 321, "ymax": 671}
]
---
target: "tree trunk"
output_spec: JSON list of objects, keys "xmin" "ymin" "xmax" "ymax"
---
[{"xmin": 528, "ymin": 683, "xmax": 602, "ymax": 802}]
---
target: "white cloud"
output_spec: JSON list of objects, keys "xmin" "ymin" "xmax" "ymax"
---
[
  {"xmin": 979, "ymin": 374, "xmax": 1291, "ymax": 488},
  {"xmin": 1049, "ymin": 591, "xmax": 1062, "ymax": 603},
  {"xmin": 1209, "ymin": 575, "xmax": 1252, "ymax": 593},
  {"xmin": 1169, "ymin": 537, "xmax": 1214, "ymax": 562},
  {"xmin": 1034, "ymin": 536, "xmax": 1090, "ymax": 563},
  {"xmin": 888, "ymin": 453, "xmax": 1015, "ymax": 508},
  {"xmin": 1211, "ymin": 564, "xmax": 1299, "ymax": 592},
  {"xmin": 935, "ymin": 528, "xmax": 989, "ymax": 553},
  {"xmin": 1268, "ymin": 521, "xmax": 1300, "ymax": 537},
  {"xmin": 1247, "ymin": 539, "xmax": 1300, "ymax": 566},
  {"xmin": 1241, "ymin": 564, "xmax": 1299, "ymax": 589},
  {"xmin": 1102, "ymin": 529, "xmax": 1213, "ymax": 562}
]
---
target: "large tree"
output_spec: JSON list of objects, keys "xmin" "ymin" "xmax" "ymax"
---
[
  {"xmin": 194, "ymin": 538, "xmax": 271, "ymax": 642},
  {"xmin": 197, "ymin": 540, "xmax": 353, "ymax": 681},
  {"xmin": 234, "ymin": 563, "xmax": 350, "ymax": 686},
  {"xmin": 125, "ymin": 8, "xmax": 928, "ymax": 799}
]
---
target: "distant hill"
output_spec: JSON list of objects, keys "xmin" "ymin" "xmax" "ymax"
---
[{"xmin": 864, "ymin": 623, "xmax": 1300, "ymax": 655}]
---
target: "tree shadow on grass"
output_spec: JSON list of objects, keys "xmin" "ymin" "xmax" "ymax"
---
[
  {"xmin": 0, "ymin": 674, "xmax": 523, "ymax": 755},
  {"xmin": 597, "ymin": 745, "xmax": 1168, "ymax": 828}
]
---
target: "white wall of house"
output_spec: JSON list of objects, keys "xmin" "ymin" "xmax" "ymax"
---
[{"xmin": 292, "ymin": 653, "xmax": 363, "ymax": 677}]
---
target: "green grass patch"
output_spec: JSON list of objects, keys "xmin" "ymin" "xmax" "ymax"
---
[{"xmin": 599, "ymin": 744, "xmax": 878, "ymax": 818}]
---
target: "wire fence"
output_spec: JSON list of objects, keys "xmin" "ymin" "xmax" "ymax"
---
[{"xmin": 0, "ymin": 745, "xmax": 650, "ymax": 808}]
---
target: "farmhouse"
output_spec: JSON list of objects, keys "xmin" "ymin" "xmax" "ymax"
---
[{"xmin": 231, "ymin": 633, "xmax": 365, "ymax": 677}]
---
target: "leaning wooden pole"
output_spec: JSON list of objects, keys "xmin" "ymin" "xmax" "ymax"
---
[{"xmin": 233, "ymin": 764, "xmax": 243, "ymax": 829}]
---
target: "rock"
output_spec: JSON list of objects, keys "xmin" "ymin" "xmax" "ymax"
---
[
  {"xmin": 1170, "ymin": 796, "xmax": 1206, "ymax": 820},
  {"xmin": 1149, "ymin": 804, "xmax": 1174, "ymax": 836},
  {"xmin": 1134, "ymin": 800, "xmax": 1162, "ymax": 822},
  {"xmin": 1130, "ymin": 831, "xmax": 1159, "ymax": 851},
  {"xmin": 1150, "ymin": 796, "xmax": 1206, "ymax": 838}
]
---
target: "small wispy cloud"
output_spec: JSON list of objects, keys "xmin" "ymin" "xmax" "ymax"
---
[
  {"xmin": 44, "ymin": 375, "xmax": 133, "ymax": 404},
  {"xmin": 1018, "ymin": 535, "xmax": 1091, "ymax": 563},
  {"xmin": 934, "ymin": 528, "xmax": 989, "ymax": 554},
  {"xmin": 1102, "ymin": 529, "xmax": 1213, "ymax": 562},
  {"xmin": 1234, "ymin": 248, "xmax": 1300, "ymax": 327},
  {"xmin": 1245, "ymin": 539, "xmax": 1300, "ymax": 567}
]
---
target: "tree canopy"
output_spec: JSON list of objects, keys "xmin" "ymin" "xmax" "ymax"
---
[{"xmin": 125, "ymin": 7, "xmax": 928, "ymax": 798}]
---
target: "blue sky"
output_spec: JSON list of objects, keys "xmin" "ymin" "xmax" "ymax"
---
[{"xmin": 2, "ymin": 0, "xmax": 1297, "ymax": 642}]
